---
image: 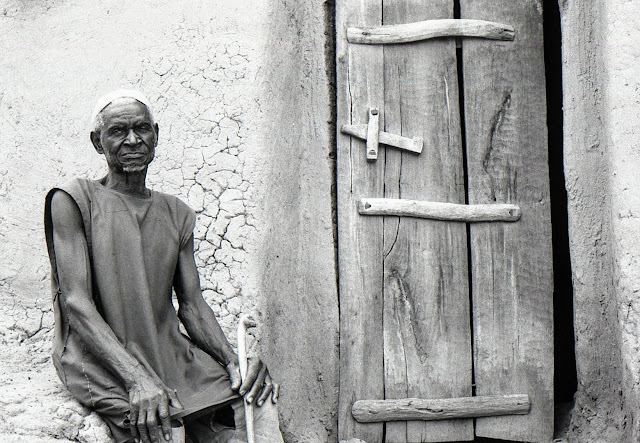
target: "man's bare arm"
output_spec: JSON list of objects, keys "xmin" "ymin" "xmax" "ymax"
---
[
  {"xmin": 50, "ymin": 190, "xmax": 182, "ymax": 443},
  {"xmin": 174, "ymin": 235, "xmax": 279, "ymax": 406}
]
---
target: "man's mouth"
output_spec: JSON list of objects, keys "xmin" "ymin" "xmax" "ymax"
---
[{"xmin": 121, "ymin": 153, "xmax": 146, "ymax": 159}]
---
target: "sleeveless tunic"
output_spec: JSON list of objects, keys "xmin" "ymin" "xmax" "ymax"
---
[{"xmin": 44, "ymin": 178, "xmax": 237, "ymax": 435}]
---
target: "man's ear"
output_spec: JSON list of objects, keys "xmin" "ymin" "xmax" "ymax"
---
[
  {"xmin": 90, "ymin": 131, "xmax": 103, "ymax": 154},
  {"xmin": 154, "ymin": 123, "xmax": 159, "ymax": 146}
]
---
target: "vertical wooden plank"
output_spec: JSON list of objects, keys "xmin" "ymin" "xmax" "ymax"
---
[
  {"xmin": 461, "ymin": 1, "xmax": 554, "ymax": 441},
  {"xmin": 382, "ymin": 1, "xmax": 474, "ymax": 442},
  {"xmin": 336, "ymin": 0, "xmax": 385, "ymax": 441}
]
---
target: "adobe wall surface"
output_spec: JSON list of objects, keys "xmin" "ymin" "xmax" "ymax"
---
[
  {"xmin": 0, "ymin": 0, "xmax": 337, "ymax": 441},
  {"xmin": 603, "ymin": 0, "xmax": 640, "ymax": 440},
  {"xmin": 561, "ymin": 0, "xmax": 640, "ymax": 441}
]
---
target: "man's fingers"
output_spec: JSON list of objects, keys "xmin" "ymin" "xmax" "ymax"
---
[
  {"xmin": 137, "ymin": 408, "xmax": 151, "ymax": 443},
  {"xmin": 272, "ymin": 382, "xmax": 280, "ymax": 404},
  {"xmin": 129, "ymin": 407, "xmax": 140, "ymax": 441},
  {"xmin": 227, "ymin": 362, "xmax": 242, "ymax": 392},
  {"xmin": 167, "ymin": 388, "xmax": 184, "ymax": 411},
  {"xmin": 256, "ymin": 374, "xmax": 274, "ymax": 406},
  {"xmin": 240, "ymin": 358, "xmax": 263, "ymax": 396},
  {"xmin": 146, "ymin": 407, "xmax": 160, "ymax": 443},
  {"xmin": 158, "ymin": 399, "xmax": 172, "ymax": 442},
  {"xmin": 246, "ymin": 363, "xmax": 267, "ymax": 404}
]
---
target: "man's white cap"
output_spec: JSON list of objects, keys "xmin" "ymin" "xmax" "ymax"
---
[{"xmin": 91, "ymin": 89, "xmax": 153, "ymax": 124}]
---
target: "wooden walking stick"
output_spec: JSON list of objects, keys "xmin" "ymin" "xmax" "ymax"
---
[{"xmin": 238, "ymin": 314, "xmax": 256, "ymax": 443}]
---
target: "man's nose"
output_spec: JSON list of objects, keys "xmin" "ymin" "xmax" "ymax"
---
[{"xmin": 124, "ymin": 129, "xmax": 140, "ymax": 145}]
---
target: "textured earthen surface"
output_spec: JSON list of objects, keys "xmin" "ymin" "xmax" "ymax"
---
[
  {"xmin": 604, "ymin": 0, "xmax": 640, "ymax": 441},
  {"xmin": 0, "ymin": 0, "xmax": 337, "ymax": 441},
  {"xmin": 561, "ymin": 0, "xmax": 640, "ymax": 441},
  {"xmin": 256, "ymin": 0, "xmax": 339, "ymax": 440}
]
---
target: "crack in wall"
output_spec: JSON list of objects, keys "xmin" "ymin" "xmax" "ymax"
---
[{"xmin": 140, "ymin": 23, "xmax": 259, "ymax": 342}]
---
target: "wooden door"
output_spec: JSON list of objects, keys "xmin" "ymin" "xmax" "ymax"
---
[{"xmin": 336, "ymin": 0, "xmax": 553, "ymax": 442}]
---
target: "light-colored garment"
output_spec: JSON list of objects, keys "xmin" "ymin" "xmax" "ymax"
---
[
  {"xmin": 228, "ymin": 399, "xmax": 284, "ymax": 443},
  {"xmin": 44, "ymin": 178, "xmax": 238, "ymax": 441},
  {"xmin": 185, "ymin": 399, "xmax": 284, "ymax": 443}
]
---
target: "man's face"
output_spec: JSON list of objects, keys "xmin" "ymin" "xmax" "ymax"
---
[{"xmin": 90, "ymin": 99, "xmax": 158, "ymax": 173}]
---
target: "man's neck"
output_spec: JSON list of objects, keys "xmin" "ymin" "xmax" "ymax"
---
[{"xmin": 103, "ymin": 168, "xmax": 150, "ymax": 197}]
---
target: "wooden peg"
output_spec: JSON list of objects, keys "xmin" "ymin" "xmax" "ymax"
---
[
  {"xmin": 238, "ymin": 314, "xmax": 257, "ymax": 443},
  {"xmin": 352, "ymin": 395, "xmax": 530, "ymax": 423},
  {"xmin": 358, "ymin": 198, "xmax": 521, "ymax": 222},
  {"xmin": 341, "ymin": 125, "xmax": 423, "ymax": 154},
  {"xmin": 366, "ymin": 108, "xmax": 380, "ymax": 161},
  {"xmin": 347, "ymin": 19, "xmax": 515, "ymax": 45}
]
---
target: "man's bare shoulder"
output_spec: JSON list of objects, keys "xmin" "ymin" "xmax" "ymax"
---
[{"xmin": 49, "ymin": 189, "xmax": 83, "ymax": 230}]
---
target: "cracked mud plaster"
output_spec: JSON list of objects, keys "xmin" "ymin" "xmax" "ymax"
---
[{"xmin": 140, "ymin": 25, "xmax": 260, "ymax": 343}]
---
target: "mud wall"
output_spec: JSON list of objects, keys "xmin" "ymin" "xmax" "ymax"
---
[
  {"xmin": 561, "ymin": 0, "xmax": 640, "ymax": 440},
  {"xmin": 0, "ymin": 0, "xmax": 337, "ymax": 441}
]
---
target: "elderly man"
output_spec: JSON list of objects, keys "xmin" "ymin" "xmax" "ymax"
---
[{"xmin": 44, "ymin": 90, "xmax": 283, "ymax": 443}]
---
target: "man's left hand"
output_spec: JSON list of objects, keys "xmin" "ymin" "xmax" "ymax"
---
[{"xmin": 227, "ymin": 358, "xmax": 279, "ymax": 407}]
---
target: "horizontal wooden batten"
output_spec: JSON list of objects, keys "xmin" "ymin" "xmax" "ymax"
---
[
  {"xmin": 358, "ymin": 198, "xmax": 521, "ymax": 222},
  {"xmin": 347, "ymin": 19, "xmax": 515, "ymax": 45},
  {"xmin": 341, "ymin": 124, "xmax": 423, "ymax": 154},
  {"xmin": 352, "ymin": 395, "xmax": 530, "ymax": 423}
]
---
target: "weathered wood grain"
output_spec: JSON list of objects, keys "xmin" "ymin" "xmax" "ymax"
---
[
  {"xmin": 381, "ymin": 1, "xmax": 473, "ymax": 441},
  {"xmin": 348, "ymin": 19, "xmax": 515, "ymax": 44},
  {"xmin": 258, "ymin": 1, "xmax": 339, "ymax": 440},
  {"xmin": 358, "ymin": 198, "xmax": 521, "ymax": 222},
  {"xmin": 340, "ymin": 124, "xmax": 423, "ymax": 154},
  {"xmin": 352, "ymin": 394, "xmax": 530, "ymax": 422},
  {"xmin": 336, "ymin": 0, "xmax": 385, "ymax": 441},
  {"xmin": 461, "ymin": 0, "xmax": 554, "ymax": 441}
]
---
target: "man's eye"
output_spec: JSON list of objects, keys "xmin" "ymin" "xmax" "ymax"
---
[
  {"xmin": 110, "ymin": 128, "xmax": 124, "ymax": 136},
  {"xmin": 136, "ymin": 125, "xmax": 151, "ymax": 132}
]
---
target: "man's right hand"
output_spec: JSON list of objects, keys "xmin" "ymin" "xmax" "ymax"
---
[
  {"xmin": 226, "ymin": 356, "xmax": 280, "ymax": 407},
  {"xmin": 128, "ymin": 372, "xmax": 184, "ymax": 443}
]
